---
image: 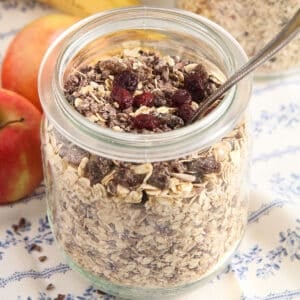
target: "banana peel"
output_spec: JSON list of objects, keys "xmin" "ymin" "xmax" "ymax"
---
[{"xmin": 37, "ymin": 0, "xmax": 141, "ymax": 17}]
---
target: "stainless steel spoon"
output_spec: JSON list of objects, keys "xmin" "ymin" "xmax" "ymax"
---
[{"xmin": 189, "ymin": 8, "xmax": 300, "ymax": 123}]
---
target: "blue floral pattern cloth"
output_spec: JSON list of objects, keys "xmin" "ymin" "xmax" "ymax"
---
[{"xmin": 0, "ymin": 1, "xmax": 299, "ymax": 299}]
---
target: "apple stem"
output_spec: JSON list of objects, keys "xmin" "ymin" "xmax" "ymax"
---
[{"xmin": 0, "ymin": 117, "xmax": 25, "ymax": 129}]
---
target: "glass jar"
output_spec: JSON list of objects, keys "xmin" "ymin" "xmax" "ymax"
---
[
  {"xmin": 177, "ymin": 0, "xmax": 300, "ymax": 77},
  {"xmin": 39, "ymin": 7, "xmax": 252, "ymax": 299}
]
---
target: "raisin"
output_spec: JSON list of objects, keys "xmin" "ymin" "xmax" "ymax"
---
[
  {"xmin": 111, "ymin": 85, "xmax": 133, "ymax": 110},
  {"xmin": 133, "ymin": 114, "xmax": 161, "ymax": 130},
  {"xmin": 113, "ymin": 70, "xmax": 138, "ymax": 92},
  {"xmin": 176, "ymin": 103, "xmax": 195, "ymax": 123},
  {"xmin": 98, "ymin": 158, "xmax": 114, "ymax": 175},
  {"xmin": 85, "ymin": 157, "xmax": 114, "ymax": 186},
  {"xmin": 171, "ymin": 89, "xmax": 192, "ymax": 106},
  {"xmin": 184, "ymin": 65, "xmax": 209, "ymax": 101},
  {"xmin": 61, "ymin": 145, "xmax": 88, "ymax": 166},
  {"xmin": 133, "ymin": 92, "xmax": 154, "ymax": 108},
  {"xmin": 86, "ymin": 160, "xmax": 101, "ymax": 185},
  {"xmin": 186, "ymin": 156, "xmax": 221, "ymax": 174},
  {"xmin": 148, "ymin": 165, "xmax": 169, "ymax": 189},
  {"xmin": 113, "ymin": 168, "xmax": 144, "ymax": 189}
]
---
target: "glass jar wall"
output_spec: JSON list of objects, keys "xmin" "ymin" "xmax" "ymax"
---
[{"xmin": 39, "ymin": 7, "xmax": 252, "ymax": 299}]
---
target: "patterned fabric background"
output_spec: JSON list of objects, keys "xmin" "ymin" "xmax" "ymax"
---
[{"xmin": 0, "ymin": 1, "xmax": 299, "ymax": 299}]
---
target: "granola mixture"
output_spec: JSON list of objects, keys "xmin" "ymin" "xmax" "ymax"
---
[
  {"xmin": 42, "ymin": 48, "xmax": 249, "ymax": 288},
  {"xmin": 64, "ymin": 48, "xmax": 223, "ymax": 132},
  {"xmin": 177, "ymin": 0, "xmax": 300, "ymax": 74}
]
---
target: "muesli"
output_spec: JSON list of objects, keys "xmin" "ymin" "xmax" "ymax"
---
[
  {"xmin": 177, "ymin": 0, "xmax": 300, "ymax": 74},
  {"xmin": 64, "ymin": 48, "xmax": 222, "ymax": 132},
  {"xmin": 43, "ymin": 47, "xmax": 249, "ymax": 287}
]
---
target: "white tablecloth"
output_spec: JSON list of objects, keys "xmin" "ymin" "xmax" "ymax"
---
[{"xmin": 0, "ymin": 1, "xmax": 299, "ymax": 299}]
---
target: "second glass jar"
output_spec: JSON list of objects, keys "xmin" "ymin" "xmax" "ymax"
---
[{"xmin": 177, "ymin": 0, "xmax": 300, "ymax": 76}]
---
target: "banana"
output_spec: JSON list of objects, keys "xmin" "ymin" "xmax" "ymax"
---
[{"xmin": 37, "ymin": 0, "xmax": 141, "ymax": 17}]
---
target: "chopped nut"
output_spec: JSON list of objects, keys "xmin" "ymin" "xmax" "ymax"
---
[
  {"xmin": 74, "ymin": 98, "xmax": 82, "ymax": 107},
  {"xmin": 184, "ymin": 63, "xmax": 198, "ymax": 72}
]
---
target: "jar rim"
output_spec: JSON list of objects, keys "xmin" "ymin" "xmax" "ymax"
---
[{"xmin": 39, "ymin": 7, "xmax": 252, "ymax": 162}]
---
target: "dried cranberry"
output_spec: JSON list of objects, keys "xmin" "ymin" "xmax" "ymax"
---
[
  {"xmin": 177, "ymin": 103, "xmax": 195, "ymax": 123},
  {"xmin": 133, "ymin": 92, "xmax": 154, "ymax": 108},
  {"xmin": 184, "ymin": 66, "xmax": 209, "ymax": 101},
  {"xmin": 111, "ymin": 85, "xmax": 133, "ymax": 109},
  {"xmin": 133, "ymin": 114, "xmax": 161, "ymax": 130},
  {"xmin": 171, "ymin": 89, "xmax": 192, "ymax": 106},
  {"xmin": 113, "ymin": 70, "xmax": 138, "ymax": 92}
]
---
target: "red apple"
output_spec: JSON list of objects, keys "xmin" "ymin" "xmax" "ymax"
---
[
  {"xmin": 1, "ymin": 14, "xmax": 78, "ymax": 111},
  {"xmin": 0, "ymin": 88, "xmax": 43, "ymax": 204}
]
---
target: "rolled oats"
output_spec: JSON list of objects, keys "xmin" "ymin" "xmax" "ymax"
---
[{"xmin": 44, "ymin": 119, "xmax": 248, "ymax": 287}]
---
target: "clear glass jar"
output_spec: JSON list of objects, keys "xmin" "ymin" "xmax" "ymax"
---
[
  {"xmin": 39, "ymin": 7, "xmax": 252, "ymax": 299},
  {"xmin": 177, "ymin": 0, "xmax": 300, "ymax": 77}
]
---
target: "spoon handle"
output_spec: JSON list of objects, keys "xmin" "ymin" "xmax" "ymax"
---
[{"xmin": 190, "ymin": 8, "xmax": 300, "ymax": 123}]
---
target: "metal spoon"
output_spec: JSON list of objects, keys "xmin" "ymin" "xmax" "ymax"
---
[{"xmin": 189, "ymin": 8, "xmax": 300, "ymax": 123}]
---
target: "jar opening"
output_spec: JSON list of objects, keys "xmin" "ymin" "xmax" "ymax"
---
[{"xmin": 39, "ymin": 7, "xmax": 252, "ymax": 162}]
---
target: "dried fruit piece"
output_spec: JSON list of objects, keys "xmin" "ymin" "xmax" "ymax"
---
[
  {"xmin": 113, "ymin": 70, "xmax": 138, "ymax": 92},
  {"xmin": 59, "ymin": 145, "xmax": 89, "ymax": 166},
  {"xmin": 113, "ymin": 168, "xmax": 144, "ymax": 189},
  {"xmin": 148, "ymin": 164, "xmax": 169, "ymax": 189},
  {"xmin": 111, "ymin": 85, "xmax": 133, "ymax": 109},
  {"xmin": 133, "ymin": 114, "xmax": 161, "ymax": 130},
  {"xmin": 85, "ymin": 157, "xmax": 114, "ymax": 186},
  {"xmin": 186, "ymin": 156, "xmax": 221, "ymax": 174},
  {"xmin": 184, "ymin": 65, "xmax": 209, "ymax": 101},
  {"xmin": 86, "ymin": 160, "xmax": 102, "ymax": 185},
  {"xmin": 171, "ymin": 89, "xmax": 192, "ymax": 106},
  {"xmin": 176, "ymin": 103, "xmax": 195, "ymax": 123},
  {"xmin": 133, "ymin": 92, "xmax": 154, "ymax": 108}
]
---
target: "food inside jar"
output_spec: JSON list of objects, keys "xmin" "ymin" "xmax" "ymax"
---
[
  {"xmin": 64, "ymin": 48, "xmax": 224, "ymax": 133},
  {"xmin": 43, "ymin": 47, "xmax": 249, "ymax": 288}
]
